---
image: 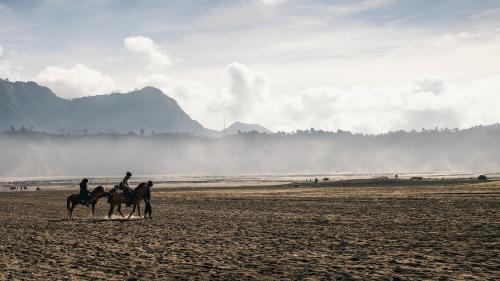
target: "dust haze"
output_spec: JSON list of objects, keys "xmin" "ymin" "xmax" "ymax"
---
[{"xmin": 1, "ymin": 125, "xmax": 499, "ymax": 177}]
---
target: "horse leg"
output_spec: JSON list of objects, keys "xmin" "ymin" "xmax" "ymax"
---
[
  {"xmin": 91, "ymin": 203, "xmax": 96, "ymax": 219},
  {"xmin": 67, "ymin": 196, "xmax": 71, "ymax": 217},
  {"xmin": 70, "ymin": 203, "xmax": 77, "ymax": 220},
  {"xmin": 136, "ymin": 202, "xmax": 141, "ymax": 218},
  {"xmin": 117, "ymin": 204, "xmax": 124, "ymax": 217},
  {"xmin": 127, "ymin": 204, "xmax": 137, "ymax": 220},
  {"xmin": 108, "ymin": 204, "xmax": 114, "ymax": 219}
]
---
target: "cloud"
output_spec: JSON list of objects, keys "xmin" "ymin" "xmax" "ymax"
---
[
  {"xmin": 132, "ymin": 61, "xmax": 500, "ymax": 134},
  {"xmin": 226, "ymin": 62, "xmax": 270, "ymax": 118},
  {"xmin": 0, "ymin": 61, "xmax": 22, "ymax": 81},
  {"xmin": 134, "ymin": 73, "xmax": 231, "ymax": 129},
  {"xmin": 275, "ymin": 75, "xmax": 500, "ymax": 133},
  {"xmin": 0, "ymin": 45, "xmax": 23, "ymax": 80},
  {"xmin": 135, "ymin": 73, "xmax": 174, "ymax": 91},
  {"xmin": 327, "ymin": 0, "xmax": 395, "ymax": 14},
  {"xmin": 411, "ymin": 76, "xmax": 446, "ymax": 95},
  {"xmin": 124, "ymin": 36, "xmax": 173, "ymax": 71},
  {"xmin": 35, "ymin": 64, "xmax": 116, "ymax": 98},
  {"xmin": 132, "ymin": 62, "xmax": 271, "ymax": 129},
  {"xmin": 258, "ymin": 0, "xmax": 287, "ymax": 6}
]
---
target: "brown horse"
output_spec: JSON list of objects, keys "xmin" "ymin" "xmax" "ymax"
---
[
  {"xmin": 107, "ymin": 181, "xmax": 153, "ymax": 219},
  {"xmin": 106, "ymin": 191, "xmax": 128, "ymax": 218},
  {"xmin": 67, "ymin": 186, "xmax": 108, "ymax": 219}
]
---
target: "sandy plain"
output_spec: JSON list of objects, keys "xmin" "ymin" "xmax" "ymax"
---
[{"xmin": 0, "ymin": 178, "xmax": 498, "ymax": 280}]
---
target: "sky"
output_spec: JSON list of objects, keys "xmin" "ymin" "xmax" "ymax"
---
[{"xmin": 1, "ymin": 0, "xmax": 500, "ymax": 133}]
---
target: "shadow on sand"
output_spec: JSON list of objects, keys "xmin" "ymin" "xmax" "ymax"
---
[{"xmin": 48, "ymin": 217, "xmax": 143, "ymax": 223}]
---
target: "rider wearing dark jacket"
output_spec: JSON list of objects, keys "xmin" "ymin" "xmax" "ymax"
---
[
  {"xmin": 119, "ymin": 171, "xmax": 133, "ymax": 205},
  {"xmin": 79, "ymin": 178, "xmax": 91, "ymax": 206}
]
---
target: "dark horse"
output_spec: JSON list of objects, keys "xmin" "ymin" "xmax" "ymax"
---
[
  {"xmin": 107, "ymin": 181, "xmax": 153, "ymax": 219},
  {"xmin": 67, "ymin": 186, "xmax": 108, "ymax": 219}
]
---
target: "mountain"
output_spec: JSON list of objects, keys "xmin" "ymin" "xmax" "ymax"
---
[
  {"xmin": 224, "ymin": 121, "xmax": 272, "ymax": 134},
  {"xmin": 0, "ymin": 79, "xmax": 206, "ymax": 135}
]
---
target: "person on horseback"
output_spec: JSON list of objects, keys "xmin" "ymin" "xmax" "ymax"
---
[
  {"xmin": 79, "ymin": 178, "xmax": 92, "ymax": 207},
  {"xmin": 118, "ymin": 171, "xmax": 133, "ymax": 206}
]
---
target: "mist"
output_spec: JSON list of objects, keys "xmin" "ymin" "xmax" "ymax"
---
[{"xmin": 1, "ymin": 124, "xmax": 499, "ymax": 178}]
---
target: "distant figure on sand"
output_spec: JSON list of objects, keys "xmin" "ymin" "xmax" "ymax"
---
[
  {"xmin": 395, "ymin": 174, "xmax": 399, "ymax": 179},
  {"xmin": 79, "ymin": 178, "xmax": 91, "ymax": 206},
  {"xmin": 314, "ymin": 178, "xmax": 319, "ymax": 185}
]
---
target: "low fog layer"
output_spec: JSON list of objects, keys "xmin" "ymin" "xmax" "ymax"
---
[{"xmin": 1, "ymin": 125, "xmax": 499, "ymax": 177}]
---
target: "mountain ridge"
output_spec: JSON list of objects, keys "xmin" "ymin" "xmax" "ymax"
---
[
  {"xmin": 0, "ymin": 79, "xmax": 271, "ymax": 135},
  {"xmin": 224, "ymin": 121, "xmax": 272, "ymax": 134}
]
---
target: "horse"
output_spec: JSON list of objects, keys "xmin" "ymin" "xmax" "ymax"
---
[
  {"xmin": 107, "ymin": 181, "xmax": 153, "ymax": 219},
  {"xmin": 66, "ymin": 186, "xmax": 108, "ymax": 219},
  {"xmin": 106, "ymin": 191, "xmax": 129, "ymax": 218}
]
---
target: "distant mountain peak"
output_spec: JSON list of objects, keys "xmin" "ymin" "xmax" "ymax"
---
[
  {"xmin": 225, "ymin": 121, "xmax": 272, "ymax": 134},
  {"xmin": 0, "ymin": 79, "xmax": 206, "ymax": 135}
]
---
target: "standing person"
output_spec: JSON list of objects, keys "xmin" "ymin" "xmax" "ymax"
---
[
  {"xmin": 143, "ymin": 180, "xmax": 153, "ymax": 218},
  {"xmin": 79, "ymin": 178, "xmax": 91, "ymax": 207}
]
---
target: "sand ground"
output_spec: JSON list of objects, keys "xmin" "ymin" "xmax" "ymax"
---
[{"xmin": 0, "ymin": 180, "xmax": 498, "ymax": 280}]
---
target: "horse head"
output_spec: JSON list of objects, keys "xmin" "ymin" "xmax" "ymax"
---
[{"xmin": 91, "ymin": 185, "xmax": 105, "ymax": 195}]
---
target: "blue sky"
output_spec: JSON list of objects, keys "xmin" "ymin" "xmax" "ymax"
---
[{"xmin": 1, "ymin": 0, "xmax": 500, "ymax": 132}]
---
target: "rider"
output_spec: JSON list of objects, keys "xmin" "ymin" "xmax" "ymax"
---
[
  {"xmin": 79, "ymin": 178, "xmax": 92, "ymax": 207},
  {"xmin": 118, "ymin": 171, "xmax": 133, "ymax": 205}
]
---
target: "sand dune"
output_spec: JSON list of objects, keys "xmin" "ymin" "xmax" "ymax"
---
[{"xmin": 0, "ymin": 180, "xmax": 498, "ymax": 280}]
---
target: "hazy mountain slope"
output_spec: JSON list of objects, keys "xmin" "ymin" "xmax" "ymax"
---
[
  {"xmin": 62, "ymin": 87, "xmax": 206, "ymax": 134},
  {"xmin": 0, "ymin": 80, "xmax": 68, "ymax": 129},
  {"xmin": 0, "ymin": 80, "xmax": 206, "ymax": 134},
  {"xmin": 224, "ymin": 121, "xmax": 272, "ymax": 134}
]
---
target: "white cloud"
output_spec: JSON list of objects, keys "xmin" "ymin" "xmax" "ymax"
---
[
  {"xmin": 135, "ymin": 73, "xmax": 174, "ymax": 91},
  {"xmin": 411, "ymin": 76, "xmax": 447, "ymax": 95},
  {"xmin": 0, "ymin": 45, "xmax": 23, "ymax": 80},
  {"xmin": 226, "ymin": 62, "xmax": 270, "ymax": 118},
  {"xmin": 124, "ymin": 36, "xmax": 173, "ymax": 71},
  {"xmin": 0, "ymin": 61, "xmax": 22, "ymax": 81},
  {"xmin": 132, "ymin": 62, "xmax": 271, "ymax": 129},
  {"xmin": 130, "ymin": 58, "xmax": 500, "ymax": 133},
  {"xmin": 327, "ymin": 0, "xmax": 395, "ymax": 14},
  {"xmin": 258, "ymin": 0, "xmax": 287, "ymax": 6},
  {"xmin": 273, "ymin": 75, "xmax": 500, "ymax": 133},
  {"xmin": 35, "ymin": 64, "xmax": 116, "ymax": 99}
]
